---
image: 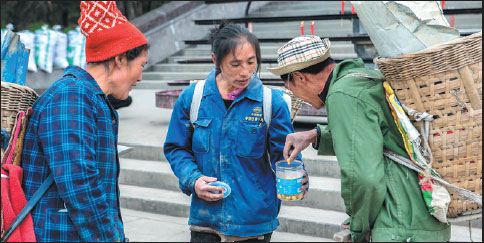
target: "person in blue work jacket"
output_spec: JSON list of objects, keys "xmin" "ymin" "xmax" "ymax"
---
[{"xmin": 164, "ymin": 23, "xmax": 309, "ymax": 242}]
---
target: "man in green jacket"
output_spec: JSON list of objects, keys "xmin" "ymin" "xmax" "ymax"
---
[{"xmin": 267, "ymin": 35, "xmax": 451, "ymax": 242}]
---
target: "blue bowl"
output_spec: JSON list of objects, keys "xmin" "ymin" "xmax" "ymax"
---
[{"xmin": 208, "ymin": 181, "xmax": 231, "ymax": 198}]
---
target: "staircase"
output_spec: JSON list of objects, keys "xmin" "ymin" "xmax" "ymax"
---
[{"xmin": 118, "ymin": 1, "xmax": 482, "ymax": 241}]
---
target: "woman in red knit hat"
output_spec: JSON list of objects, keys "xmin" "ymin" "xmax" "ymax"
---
[{"xmin": 20, "ymin": 1, "xmax": 148, "ymax": 242}]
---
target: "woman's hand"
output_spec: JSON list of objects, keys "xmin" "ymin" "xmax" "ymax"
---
[
  {"xmin": 301, "ymin": 171, "xmax": 309, "ymax": 199},
  {"xmin": 194, "ymin": 176, "xmax": 224, "ymax": 202},
  {"xmin": 284, "ymin": 129, "xmax": 318, "ymax": 162}
]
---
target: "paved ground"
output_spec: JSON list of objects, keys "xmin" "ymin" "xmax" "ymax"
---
[{"xmin": 122, "ymin": 208, "xmax": 334, "ymax": 242}]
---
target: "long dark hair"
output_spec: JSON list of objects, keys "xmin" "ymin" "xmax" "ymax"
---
[{"xmin": 208, "ymin": 22, "xmax": 261, "ymax": 76}]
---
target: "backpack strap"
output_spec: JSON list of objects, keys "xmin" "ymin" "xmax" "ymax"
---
[
  {"xmin": 262, "ymin": 86, "xmax": 272, "ymax": 128},
  {"xmin": 342, "ymin": 73, "xmax": 385, "ymax": 80},
  {"xmin": 190, "ymin": 80, "xmax": 205, "ymax": 124}
]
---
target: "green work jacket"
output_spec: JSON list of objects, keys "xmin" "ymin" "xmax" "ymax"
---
[{"xmin": 317, "ymin": 59, "xmax": 451, "ymax": 242}]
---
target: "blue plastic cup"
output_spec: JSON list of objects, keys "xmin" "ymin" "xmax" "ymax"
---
[{"xmin": 208, "ymin": 181, "xmax": 231, "ymax": 198}]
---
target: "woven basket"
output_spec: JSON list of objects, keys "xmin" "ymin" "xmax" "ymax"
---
[
  {"xmin": 374, "ymin": 32, "xmax": 482, "ymax": 220},
  {"xmin": 266, "ymin": 86, "xmax": 305, "ymax": 123},
  {"xmin": 1, "ymin": 82, "xmax": 38, "ymax": 136}
]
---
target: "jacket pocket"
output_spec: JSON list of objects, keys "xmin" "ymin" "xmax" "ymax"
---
[
  {"xmin": 234, "ymin": 171, "xmax": 275, "ymax": 225},
  {"xmin": 45, "ymin": 208, "xmax": 81, "ymax": 242},
  {"xmin": 192, "ymin": 118, "xmax": 212, "ymax": 153},
  {"xmin": 236, "ymin": 121, "xmax": 266, "ymax": 158}
]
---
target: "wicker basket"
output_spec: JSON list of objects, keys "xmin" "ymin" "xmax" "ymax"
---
[
  {"xmin": 1, "ymin": 82, "xmax": 38, "ymax": 136},
  {"xmin": 266, "ymin": 86, "xmax": 305, "ymax": 123},
  {"xmin": 374, "ymin": 32, "xmax": 482, "ymax": 219}
]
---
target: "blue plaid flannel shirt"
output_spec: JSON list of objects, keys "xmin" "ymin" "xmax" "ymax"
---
[{"xmin": 21, "ymin": 66, "xmax": 124, "ymax": 242}]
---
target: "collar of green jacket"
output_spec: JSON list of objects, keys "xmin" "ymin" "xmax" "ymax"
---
[{"xmin": 332, "ymin": 58, "xmax": 367, "ymax": 79}]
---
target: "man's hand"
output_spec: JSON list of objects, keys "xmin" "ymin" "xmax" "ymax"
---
[
  {"xmin": 284, "ymin": 129, "xmax": 318, "ymax": 162},
  {"xmin": 194, "ymin": 176, "xmax": 224, "ymax": 202}
]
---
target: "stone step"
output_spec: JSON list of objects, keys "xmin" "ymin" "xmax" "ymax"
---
[
  {"xmin": 249, "ymin": 7, "xmax": 353, "ymax": 18},
  {"xmin": 121, "ymin": 207, "xmax": 335, "ymax": 242},
  {"xmin": 119, "ymin": 142, "xmax": 167, "ymax": 161},
  {"xmin": 181, "ymin": 44, "xmax": 356, "ymax": 57},
  {"xmin": 251, "ymin": 1, "xmax": 481, "ymax": 14},
  {"xmin": 249, "ymin": 20, "xmax": 354, "ymax": 29},
  {"xmin": 443, "ymin": 2, "xmax": 482, "ymax": 8},
  {"xmin": 135, "ymin": 79, "xmax": 185, "ymax": 90},
  {"xmin": 119, "ymin": 184, "xmax": 481, "ymax": 241},
  {"xmin": 166, "ymin": 53, "xmax": 358, "ymax": 64},
  {"xmin": 186, "ymin": 43, "xmax": 356, "ymax": 51},
  {"xmin": 253, "ymin": 30, "xmax": 354, "ymax": 39},
  {"xmin": 253, "ymin": 1, "xmax": 344, "ymax": 11},
  {"xmin": 142, "ymin": 71, "xmax": 280, "ymax": 81},
  {"xmin": 251, "ymin": 26, "xmax": 354, "ymax": 36},
  {"xmin": 119, "ymin": 158, "xmax": 179, "ymax": 191},
  {"xmin": 151, "ymin": 63, "xmax": 282, "ymax": 73},
  {"xmin": 191, "ymin": 41, "xmax": 356, "ymax": 48},
  {"xmin": 119, "ymin": 184, "xmax": 345, "ymax": 239},
  {"xmin": 248, "ymin": 20, "xmax": 480, "ymax": 37},
  {"xmin": 450, "ymin": 16, "xmax": 483, "ymax": 30},
  {"xmin": 251, "ymin": 9, "xmax": 482, "ymax": 20},
  {"xmin": 252, "ymin": 6, "xmax": 342, "ymax": 14},
  {"xmin": 249, "ymin": 19, "xmax": 352, "ymax": 29},
  {"xmin": 118, "ymin": 143, "xmax": 341, "ymax": 178},
  {"xmin": 119, "ymin": 158, "xmax": 345, "ymax": 212}
]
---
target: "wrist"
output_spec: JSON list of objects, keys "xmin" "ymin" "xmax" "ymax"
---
[{"xmin": 191, "ymin": 174, "xmax": 204, "ymax": 193}]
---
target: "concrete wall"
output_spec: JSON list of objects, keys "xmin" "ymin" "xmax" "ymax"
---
[
  {"xmin": 25, "ymin": 1, "xmax": 271, "ymax": 94},
  {"xmin": 142, "ymin": 1, "xmax": 270, "ymax": 70}
]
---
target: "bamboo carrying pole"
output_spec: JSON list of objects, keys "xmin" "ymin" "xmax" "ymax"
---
[
  {"xmin": 407, "ymin": 78, "xmax": 426, "ymax": 112},
  {"xmin": 458, "ymin": 66, "xmax": 482, "ymax": 110}
]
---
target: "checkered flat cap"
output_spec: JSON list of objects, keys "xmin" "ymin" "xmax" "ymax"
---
[{"xmin": 267, "ymin": 35, "xmax": 331, "ymax": 76}]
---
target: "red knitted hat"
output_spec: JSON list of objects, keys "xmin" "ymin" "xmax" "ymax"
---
[{"xmin": 78, "ymin": 1, "xmax": 147, "ymax": 62}]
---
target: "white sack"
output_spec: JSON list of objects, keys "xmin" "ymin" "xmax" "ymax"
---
[
  {"xmin": 67, "ymin": 26, "xmax": 86, "ymax": 69},
  {"xmin": 351, "ymin": 1, "xmax": 460, "ymax": 57},
  {"xmin": 17, "ymin": 30, "xmax": 38, "ymax": 72},
  {"xmin": 34, "ymin": 25, "xmax": 57, "ymax": 73},
  {"xmin": 52, "ymin": 25, "xmax": 69, "ymax": 69}
]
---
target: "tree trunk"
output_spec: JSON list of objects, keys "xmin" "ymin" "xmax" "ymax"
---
[
  {"xmin": 135, "ymin": 1, "xmax": 143, "ymax": 17},
  {"xmin": 126, "ymin": 1, "xmax": 136, "ymax": 20},
  {"xmin": 46, "ymin": 1, "xmax": 53, "ymax": 26},
  {"xmin": 117, "ymin": 1, "xmax": 125, "ymax": 16}
]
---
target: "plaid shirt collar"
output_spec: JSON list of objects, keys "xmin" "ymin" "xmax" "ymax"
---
[{"xmin": 63, "ymin": 66, "xmax": 106, "ymax": 96}]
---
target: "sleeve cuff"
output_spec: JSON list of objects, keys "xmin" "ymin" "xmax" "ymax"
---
[
  {"xmin": 180, "ymin": 171, "xmax": 204, "ymax": 196},
  {"xmin": 351, "ymin": 231, "xmax": 369, "ymax": 242},
  {"xmin": 188, "ymin": 172, "xmax": 204, "ymax": 194},
  {"xmin": 312, "ymin": 126, "xmax": 321, "ymax": 150},
  {"xmin": 316, "ymin": 124, "xmax": 335, "ymax": 155}
]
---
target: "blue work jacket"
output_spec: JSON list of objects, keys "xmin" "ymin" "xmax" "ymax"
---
[{"xmin": 164, "ymin": 69, "xmax": 302, "ymax": 237}]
